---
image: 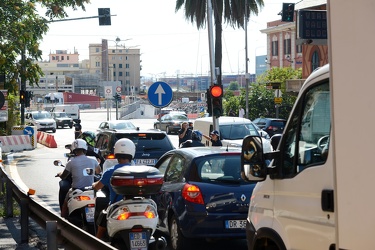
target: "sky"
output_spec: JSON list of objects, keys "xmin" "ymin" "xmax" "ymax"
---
[{"xmin": 37, "ymin": 0, "xmax": 286, "ymax": 78}]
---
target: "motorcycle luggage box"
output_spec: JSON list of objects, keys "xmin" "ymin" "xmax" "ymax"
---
[{"xmin": 110, "ymin": 165, "xmax": 163, "ymax": 196}]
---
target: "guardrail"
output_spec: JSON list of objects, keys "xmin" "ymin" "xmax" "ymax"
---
[{"xmin": 0, "ymin": 158, "xmax": 117, "ymax": 250}]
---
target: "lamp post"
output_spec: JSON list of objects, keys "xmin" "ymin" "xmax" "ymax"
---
[{"xmin": 112, "ymin": 37, "xmax": 132, "ymax": 93}]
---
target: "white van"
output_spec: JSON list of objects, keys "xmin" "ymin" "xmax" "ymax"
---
[
  {"xmin": 25, "ymin": 111, "xmax": 56, "ymax": 133},
  {"xmin": 52, "ymin": 104, "xmax": 80, "ymax": 123},
  {"xmin": 194, "ymin": 116, "xmax": 272, "ymax": 152}
]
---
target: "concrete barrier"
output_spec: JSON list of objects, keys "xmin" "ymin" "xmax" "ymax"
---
[{"xmin": 0, "ymin": 135, "xmax": 33, "ymax": 153}]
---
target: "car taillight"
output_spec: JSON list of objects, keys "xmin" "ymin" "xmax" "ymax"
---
[
  {"xmin": 267, "ymin": 126, "xmax": 277, "ymax": 131},
  {"xmin": 182, "ymin": 184, "xmax": 204, "ymax": 204},
  {"xmin": 106, "ymin": 154, "xmax": 115, "ymax": 159}
]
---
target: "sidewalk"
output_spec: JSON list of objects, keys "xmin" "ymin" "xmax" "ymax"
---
[{"xmin": 0, "ymin": 217, "xmax": 47, "ymax": 250}]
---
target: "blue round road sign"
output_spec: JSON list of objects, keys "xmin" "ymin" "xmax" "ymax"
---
[
  {"xmin": 23, "ymin": 126, "xmax": 34, "ymax": 137},
  {"xmin": 147, "ymin": 81, "xmax": 173, "ymax": 108}
]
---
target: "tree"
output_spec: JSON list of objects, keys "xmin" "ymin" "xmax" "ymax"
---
[
  {"xmin": 175, "ymin": 0, "xmax": 264, "ymax": 86},
  {"xmin": 0, "ymin": 0, "xmax": 90, "ymax": 133},
  {"xmin": 228, "ymin": 81, "xmax": 239, "ymax": 90},
  {"xmin": 224, "ymin": 67, "xmax": 301, "ymax": 120}
]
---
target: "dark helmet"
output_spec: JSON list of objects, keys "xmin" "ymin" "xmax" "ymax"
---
[
  {"xmin": 78, "ymin": 131, "xmax": 96, "ymax": 147},
  {"xmin": 192, "ymin": 130, "xmax": 203, "ymax": 141}
]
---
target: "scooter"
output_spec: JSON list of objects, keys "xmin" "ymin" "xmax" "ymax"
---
[
  {"xmin": 105, "ymin": 165, "xmax": 167, "ymax": 250},
  {"xmin": 53, "ymin": 160, "xmax": 97, "ymax": 235}
]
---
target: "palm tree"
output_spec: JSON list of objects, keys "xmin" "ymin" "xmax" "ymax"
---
[{"xmin": 175, "ymin": 0, "xmax": 264, "ymax": 85}]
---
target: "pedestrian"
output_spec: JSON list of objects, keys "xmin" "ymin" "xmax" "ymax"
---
[
  {"xmin": 203, "ymin": 130, "xmax": 222, "ymax": 146},
  {"xmin": 178, "ymin": 121, "xmax": 192, "ymax": 147},
  {"xmin": 239, "ymin": 106, "xmax": 245, "ymax": 118},
  {"xmin": 74, "ymin": 119, "xmax": 82, "ymax": 139},
  {"xmin": 228, "ymin": 109, "xmax": 236, "ymax": 116}
]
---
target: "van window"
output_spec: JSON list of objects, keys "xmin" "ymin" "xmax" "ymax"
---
[
  {"xmin": 220, "ymin": 123, "xmax": 259, "ymax": 140},
  {"xmin": 281, "ymin": 81, "xmax": 330, "ymax": 176}
]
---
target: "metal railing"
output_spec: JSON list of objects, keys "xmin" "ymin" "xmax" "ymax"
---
[{"xmin": 0, "ymin": 162, "xmax": 117, "ymax": 250}]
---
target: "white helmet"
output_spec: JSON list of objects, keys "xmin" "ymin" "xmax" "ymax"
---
[
  {"xmin": 71, "ymin": 139, "xmax": 88, "ymax": 153},
  {"xmin": 114, "ymin": 138, "xmax": 135, "ymax": 159}
]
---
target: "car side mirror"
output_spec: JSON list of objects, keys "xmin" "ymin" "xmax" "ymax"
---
[{"xmin": 241, "ymin": 135, "xmax": 266, "ymax": 181}]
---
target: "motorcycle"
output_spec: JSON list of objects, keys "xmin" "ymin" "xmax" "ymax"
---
[
  {"xmin": 105, "ymin": 165, "xmax": 167, "ymax": 250},
  {"xmin": 53, "ymin": 159, "xmax": 97, "ymax": 235}
]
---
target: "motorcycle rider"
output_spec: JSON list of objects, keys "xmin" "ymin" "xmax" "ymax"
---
[
  {"xmin": 180, "ymin": 130, "xmax": 205, "ymax": 148},
  {"xmin": 57, "ymin": 139, "xmax": 101, "ymax": 217},
  {"xmin": 78, "ymin": 131, "xmax": 105, "ymax": 169},
  {"xmin": 92, "ymin": 138, "xmax": 136, "ymax": 239}
]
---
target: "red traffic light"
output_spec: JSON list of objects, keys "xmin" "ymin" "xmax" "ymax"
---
[{"xmin": 210, "ymin": 85, "xmax": 223, "ymax": 98}]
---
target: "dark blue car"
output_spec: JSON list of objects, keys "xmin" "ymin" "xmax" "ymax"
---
[{"xmin": 154, "ymin": 147, "xmax": 256, "ymax": 250}]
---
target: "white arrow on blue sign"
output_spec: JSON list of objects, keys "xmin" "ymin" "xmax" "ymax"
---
[
  {"xmin": 23, "ymin": 126, "xmax": 34, "ymax": 137},
  {"xmin": 147, "ymin": 81, "xmax": 173, "ymax": 108}
]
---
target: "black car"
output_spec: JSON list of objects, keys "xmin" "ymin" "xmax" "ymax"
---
[
  {"xmin": 154, "ymin": 114, "xmax": 193, "ymax": 134},
  {"xmin": 51, "ymin": 111, "xmax": 73, "ymax": 129},
  {"xmin": 95, "ymin": 129, "xmax": 175, "ymax": 171},
  {"xmin": 154, "ymin": 147, "xmax": 256, "ymax": 250},
  {"xmin": 252, "ymin": 117, "xmax": 287, "ymax": 137}
]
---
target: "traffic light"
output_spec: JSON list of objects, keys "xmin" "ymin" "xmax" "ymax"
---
[
  {"xmin": 114, "ymin": 93, "xmax": 121, "ymax": 102},
  {"xmin": 24, "ymin": 91, "xmax": 33, "ymax": 108},
  {"xmin": 209, "ymin": 85, "xmax": 223, "ymax": 118},
  {"xmin": 281, "ymin": 3, "xmax": 295, "ymax": 22},
  {"xmin": 20, "ymin": 90, "xmax": 25, "ymax": 105},
  {"xmin": 206, "ymin": 88, "xmax": 212, "ymax": 117},
  {"xmin": 98, "ymin": 8, "xmax": 111, "ymax": 26}
]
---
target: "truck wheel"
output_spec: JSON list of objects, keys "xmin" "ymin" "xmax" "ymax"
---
[
  {"xmin": 69, "ymin": 125, "xmax": 73, "ymax": 129},
  {"xmin": 166, "ymin": 126, "xmax": 171, "ymax": 134},
  {"xmin": 52, "ymin": 129, "xmax": 56, "ymax": 133},
  {"xmin": 169, "ymin": 215, "xmax": 190, "ymax": 250}
]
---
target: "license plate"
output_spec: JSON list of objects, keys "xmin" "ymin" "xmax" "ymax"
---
[
  {"xmin": 135, "ymin": 159, "xmax": 156, "ymax": 165},
  {"xmin": 225, "ymin": 220, "xmax": 246, "ymax": 229},
  {"xmin": 85, "ymin": 207, "xmax": 95, "ymax": 223},
  {"xmin": 130, "ymin": 232, "xmax": 147, "ymax": 250}
]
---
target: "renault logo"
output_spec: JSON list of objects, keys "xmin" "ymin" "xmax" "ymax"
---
[{"xmin": 241, "ymin": 194, "xmax": 246, "ymax": 202}]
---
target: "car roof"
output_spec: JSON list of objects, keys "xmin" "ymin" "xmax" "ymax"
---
[
  {"xmin": 194, "ymin": 116, "xmax": 252, "ymax": 124},
  {"xmin": 98, "ymin": 129, "xmax": 166, "ymax": 135},
  {"xmin": 168, "ymin": 146, "xmax": 241, "ymax": 157}
]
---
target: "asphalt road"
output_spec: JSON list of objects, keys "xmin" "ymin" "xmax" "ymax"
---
[{"xmin": 3, "ymin": 110, "xmax": 248, "ymax": 250}]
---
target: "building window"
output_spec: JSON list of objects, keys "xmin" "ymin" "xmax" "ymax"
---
[
  {"xmin": 56, "ymin": 56, "xmax": 60, "ymax": 61},
  {"xmin": 67, "ymin": 56, "xmax": 70, "ymax": 60},
  {"xmin": 126, "ymin": 71, "xmax": 130, "ymax": 77},
  {"xmin": 272, "ymin": 41, "xmax": 278, "ymax": 56},
  {"xmin": 96, "ymin": 48, "xmax": 99, "ymax": 53},
  {"xmin": 112, "ymin": 50, "xmax": 116, "ymax": 53},
  {"xmin": 119, "ymin": 64, "xmax": 123, "ymax": 68},
  {"xmin": 126, "ymin": 56, "xmax": 128, "ymax": 60},
  {"xmin": 113, "ymin": 64, "xmax": 116, "ymax": 69},
  {"xmin": 126, "ymin": 63, "xmax": 130, "ymax": 69},
  {"xmin": 284, "ymin": 39, "xmax": 291, "ymax": 55},
  {"xmin": 95, "ymin": 62, "xmax": 100, "ymax": 67},
  {"xmin": 119, "ymin": 72, "xmax": 123, "ymax": 76},
  {"xmin": 61, "ymin": 56, "xmax": 64, "ymax": 60},
  {"xmin": 311, "ymin": 50, "xmax": 320, "ymax": 72}
]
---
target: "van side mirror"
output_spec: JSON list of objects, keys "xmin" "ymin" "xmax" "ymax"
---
[{"xmin": 241, "ymin": 135, "xmax": 267, "ymax": 181}]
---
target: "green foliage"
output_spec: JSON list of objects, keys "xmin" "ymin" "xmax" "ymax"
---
[
  {"xmin": 0, "ymin": 0, "xmax": 89, "ymax": 129},
  {"xmin": 175, "ymin": 0, "xmax": 264, "ymax": 85},
  {"xmin": 228, "ymin": 81, "xmax": 239, "ymax": 91},
  {"xmin": 223, "ymin": 67, "xmax": 301, "ymax": 120}
]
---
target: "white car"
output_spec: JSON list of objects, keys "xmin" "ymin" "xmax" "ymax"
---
[{"xmin": 26, "ymin": 111, "xmax": 56, "ymax": 133}]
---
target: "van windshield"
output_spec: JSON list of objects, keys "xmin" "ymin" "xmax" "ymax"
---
[{"xmin": 220, "ymin": 123, "xmax": 259, "ymax": 140}]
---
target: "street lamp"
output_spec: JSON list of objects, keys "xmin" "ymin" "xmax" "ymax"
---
[{"xmin": 112, "ymin": 37, "xmax": 132, "ymax": 92}]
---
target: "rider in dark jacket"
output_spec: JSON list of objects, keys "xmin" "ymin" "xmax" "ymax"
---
[{"xmin": 181, "ymin": 130, "xmax": 205, "ymax": 148}]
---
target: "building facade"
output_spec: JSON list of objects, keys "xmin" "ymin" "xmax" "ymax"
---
[{"xmin": 88, "ymin": 39, "xmax": 141, "ymax": 96}]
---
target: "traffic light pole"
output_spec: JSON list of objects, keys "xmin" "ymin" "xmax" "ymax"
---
[
  {"xmin": 207, "ymin": 0, "xmax": 219, "ymax": 131},
  {"xmin": 20, "ymin": 47, "xmax": 26, "ymax": 125}
]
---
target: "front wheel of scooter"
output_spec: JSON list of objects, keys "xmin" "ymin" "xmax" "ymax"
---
[{"xmin": 168, "ymin": 215, "xmax": 190, "ymax": 250}]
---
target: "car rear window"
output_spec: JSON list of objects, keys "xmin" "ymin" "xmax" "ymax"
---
[
  {"xmin": 270, "ymin": 120, "xmax": 286, "ymax": 128},
  {"xmin": 115, "ymin": 133, "xmax": 173, "ymax": 151},
  {"xmin": 189, "ymin": 155, "xmax": 249, "ymax": 184}
]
